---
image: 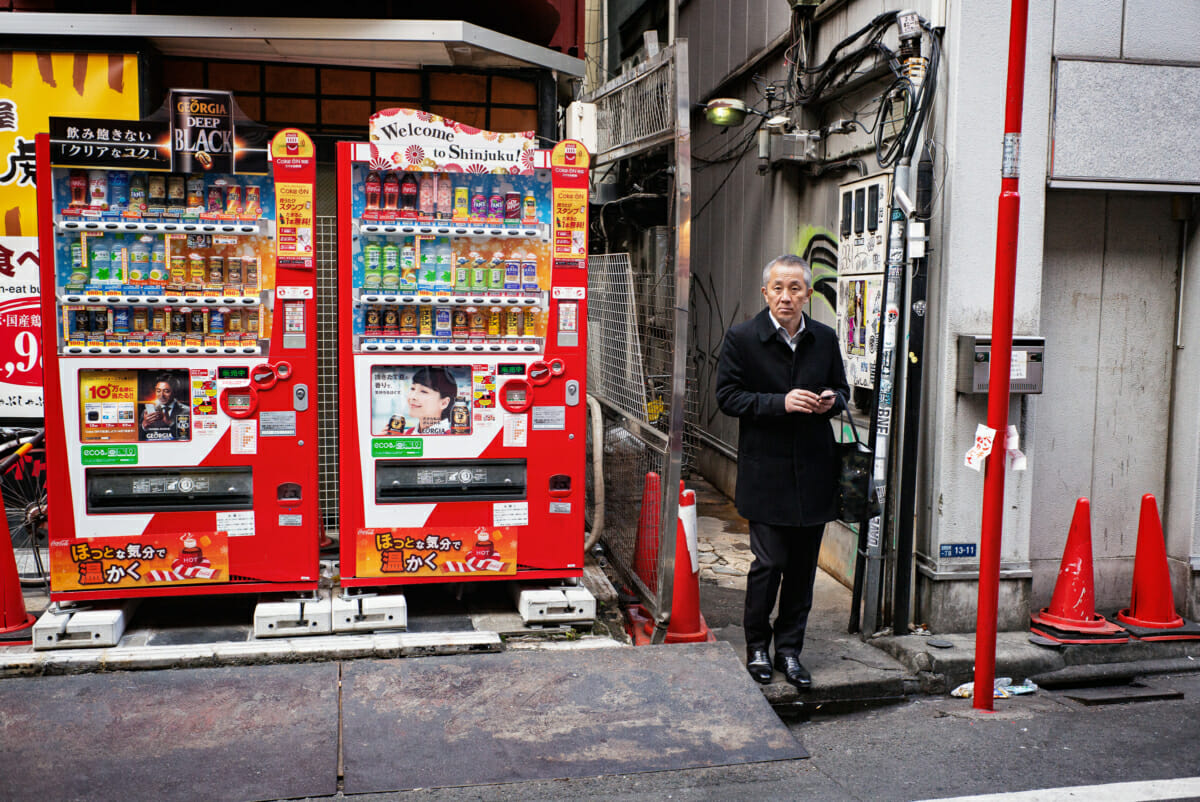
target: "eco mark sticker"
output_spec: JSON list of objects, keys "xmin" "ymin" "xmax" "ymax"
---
[
  {"xmin": 372, "ymin": 438, "xmax": 423, "ymax": 458},
  {"xmin": 81, "ymin": 444, "xmax": 138, "ymax": 465}
]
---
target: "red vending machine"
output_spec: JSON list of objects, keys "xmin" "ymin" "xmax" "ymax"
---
[
  {"xmin": 35, "ymin": 92, "xmax": 321, "ymax": 626},
  {"xmin": 335, "ymin": 110, "xmax": 593, "ymax": 627}
]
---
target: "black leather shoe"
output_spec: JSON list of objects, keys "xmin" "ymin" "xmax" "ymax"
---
[
  {"xmin": 774, "ymin": 654, "xmax": 812, "ymax": 689},
  {"xmin": 746, "ymin": 648, "xmax": 773, "ymax": 684}
]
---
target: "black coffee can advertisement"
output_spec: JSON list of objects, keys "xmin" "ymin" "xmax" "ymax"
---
[{"xmin": 170, "ymin": 90, "xmax": 235, "ymax": 174}]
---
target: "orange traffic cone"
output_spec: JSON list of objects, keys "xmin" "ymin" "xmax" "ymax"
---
[
  {"xmin": 0, "ymin": 496, "xmax": 36, "ymax": 643},
  {"xmin": 1030, "ymin": 498, "xmax": 1128, "ymax": 644},
  {"xmin": 632, "ymin": 471, "xmax": 661, "ymax": 594},
  {"xmin": 1114, "ymin": 495, "xmax": 1200, "ymax": 640},
  {"xmin": 664, "ymin": 485, "xmax": 714, "ymax": 644}
]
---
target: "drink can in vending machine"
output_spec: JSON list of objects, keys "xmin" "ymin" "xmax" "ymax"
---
[
  {"xmin": 170, "ymin": 254, "xmax": 187, "ymax": 284},
  {"xmin": 487, "ymin": 305, "xmax": 502, "ymax": 336},
  {"xmin": 186, "ymin": 174, "xmax": 205, "ymax": 209},
  {"xmin": 505, "ymin": 306, "xmax": 521, "ymax": 337},
  {"xmin": 112, "ymin": 307, "xmax": 131, "ymax": 335},
  {"xmin": 224, "ymin": 184, "xmax": 242, "ymax": 215},
  {"xmin": 228, "ymin": 308, "xmax": 243, "ymax": 333},
  {"xmin": 382, "ymin": 306, "xmax": 400, "ymax": 336},
  {"xmin": 453, "ymin": 186, "xmax": 469, "ymax": 221},
  {"xmin": 504, "ymin": 192, "xmax": 521, "ymax": 225},
  {"xmin": 188, "ymin": 253, "xmax": 206, "ymax": 285},
  {"xmin": 206, "ymin": 185, "xmax": 224, "ymax": 213},
  {"xmin": 504, "ymin": 258, "xmax": 521, "ymax": 292},
  {"xmin": 244, "ymin": 185, "xmax": 262, "ymax": 217},
  {"xmin": 364, "ymin": 306, "xmax": 381, "ymax": 337},
  {"xmin": 434, "ymin": 307, "xmax": 452, "ymax": 338},
  {"xmin": 468, "ymin": 307, "xmax": 487, "ymax": 336},
  {"xmin": 399, "ymin": 306, "xmax": 418, "ymax": 338},
  {"xmin": 521, "ymin": 255, "xmax": 540, "ymax": 292},
  {"xmin": 207, "ymin": 255, "xmax": 224, "ymax": 284},
  {"xmin": 245, "ymin": 308, "xmax": 260, "ymax": 337},
  {"xmin": 418, "ymin": 305, "xmax": 433, "ymax": 337},
  {"xmin": 226, "ymin": 256, "xmax": 243, "ymax": 287},
  {"xmin": 523, "ymin": 306, "xmax": 540, "ymax": 338},
  {"xmin": 452, "ymin": 308, "xmax": 469, "ymax": 339}
]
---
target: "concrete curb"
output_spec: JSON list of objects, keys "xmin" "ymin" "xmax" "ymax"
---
[{"xmin": 872, "ymin": 631, "xmax": 1200, "ymax": 692}]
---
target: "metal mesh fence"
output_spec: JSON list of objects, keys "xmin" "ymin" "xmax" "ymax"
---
[
  {"xmin": 316, "ymin": 214, "xmax": 340, "ymax": 538},
  {"xmin": 590, "ymin": 50, "xmax": 675, "ymax": 163}
]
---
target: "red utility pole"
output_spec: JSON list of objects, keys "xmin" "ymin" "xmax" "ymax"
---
[{"xmin": 974, "ymin": 0, "xmax": 1030, "ymax": 713}]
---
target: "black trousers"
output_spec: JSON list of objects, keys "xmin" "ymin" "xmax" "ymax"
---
[{"xmin": 744, "ymin": 520, "xmax": 825, "ymax": 657}]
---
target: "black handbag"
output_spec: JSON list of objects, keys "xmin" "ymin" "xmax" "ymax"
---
[{"xmin": 834, "ymin": 409, "xmax": 878, "ymax": 523}]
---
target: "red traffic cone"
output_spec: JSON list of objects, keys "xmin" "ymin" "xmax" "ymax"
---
[
  {"xmin": 632, "ymin": 471, "xmax": 661, "ymax": 594},
  {"xmin": 0, "ymin": 496, "xmax": 36, "ymax": 643},
  {"xmin": 1030, "ymin": 498, "xmax": 1127, "ymax": 644},
  {"xmin": 1115, "ymin": 495, "xmax": 1200, "ymax": 640},
  {"xmin": 664, "ymin": 484, "xmax": 714, "ymax": 644}
]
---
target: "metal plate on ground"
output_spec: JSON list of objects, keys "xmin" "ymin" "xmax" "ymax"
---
[
  {"xmin": 1062, "ymin": 682, "xmax": 1184, "ymax": 706},
  {"xmin": 0, "ymin": 663, "xmax": 339, "ymax": 802},
  {"xmin": 342, "ymin": 641, "xmax": 806, "ymax": 794}
]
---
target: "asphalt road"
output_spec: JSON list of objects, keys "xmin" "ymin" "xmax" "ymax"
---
[{"xmin": 297, "ymin": 671, "xmax": 1200, "ymax": 801}]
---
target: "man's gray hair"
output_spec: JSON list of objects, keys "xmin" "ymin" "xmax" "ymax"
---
[{"xmin": 761, "ymin": 254, "xmax": 812, "ymax": 289}]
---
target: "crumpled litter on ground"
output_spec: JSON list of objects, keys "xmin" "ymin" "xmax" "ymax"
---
[{"xmin": 950, "ymin": 677, "xmax": 1039, "ymax": 698}]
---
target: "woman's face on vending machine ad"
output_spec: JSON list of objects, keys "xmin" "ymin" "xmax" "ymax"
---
[{"xmin": 408, "ymin": 381, "xmax": 449, "ymax": 422}]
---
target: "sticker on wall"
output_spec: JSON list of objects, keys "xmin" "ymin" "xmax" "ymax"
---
[{"xmin": 532, "ymin": 406, "xmax": 566, "ymax": 430}]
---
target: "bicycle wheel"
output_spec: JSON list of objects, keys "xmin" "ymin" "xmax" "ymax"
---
[{"xmin": 1, "ymin": 433, "xmax": 48, "ymax": 587}]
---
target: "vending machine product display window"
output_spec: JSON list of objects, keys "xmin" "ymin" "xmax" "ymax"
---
[
  {"xmin": 37, "ymin": 90, "xmax": 322, "ymax": 600},
  {"xmin": 337, "ymin": 109, "xmax": 590, "ymax": 588}
]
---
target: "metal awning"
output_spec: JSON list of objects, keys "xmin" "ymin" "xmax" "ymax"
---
[{"xmin": 3, "ymin": 13, "xmax": 585, "ymax": 78}]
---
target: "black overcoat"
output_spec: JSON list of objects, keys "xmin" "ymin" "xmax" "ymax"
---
[{"xmin": 715, "ymin": 308, "xmax": 850, "ymax": 527}]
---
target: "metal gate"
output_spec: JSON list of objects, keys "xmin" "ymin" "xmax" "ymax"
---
[{"xmin": 584, "ymin": 41, "xmax": 693, "ymax": 637}]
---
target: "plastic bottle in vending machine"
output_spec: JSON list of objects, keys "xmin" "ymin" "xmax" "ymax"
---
[
  {"xmin": 381, "ymin": 242, "xmax": 400, "ymax": 291},
  {"xmin": 435, "ymin": 238, "xmax": 453, "ymax": 295},
  {"xmin": 418, "ymin": 173, "xmax": 436, "ymax": 220},
  {"xmin": 470, "ymin": 182, "xmax": 487, "ymax": 223},
  {"xmin": 504, "ymin": 191, "xmax": 521, "ymax": 226},
  {"xmin": 488, "ymin": 187, "xmax": 504, "ymax": 225},
  {"xmin": 470, "ymin": 251, "xmax": 487, "ymax": 292},
  {"xmin": 454, "ymin": 254, "xmax": 472, "ymax": 294},
  {"xmin": 128, "ymin": 238, "xmax": 150, "ymax": 284},
  {"xmin": 365, "ymin": 171, "xmax": 382, "ymax": 211},
  {"xmin": 487, "ymin": 252, "xmax": 505, "ymax": 295},
  {"xmin": 109, "ymin": 172, "xmax": 130, "ymax": 211},
  {"xmin": 362, "ymin": 241, "xmax": 383, "ymax": 290},
  {"xmin": 68, "ymin": 240, "xmax": 88, "ymax": 286},
  {"xmin": 436, "ymin": 174, "xmax": 453, "ymax": 220},
  {"xmin": 418, "ymin": 239, "xmax": 437, "ymax": 295},
  {"xmin": 149, "ymin": 240, "xmax": 167, "ymax": 283},
  {"xmin": 399, "ymin": 238, "xmax": 417, "ymax": 293},
  {"xmin": 382, "ymin": 172, "xmax": 399, "ymax": 211},
  {"xmin": 399, "ymin": 173, "xmax": 419, "ymax": 219},
  {"xmin": 89, "ymin": 236, "xmax": 112, "ymax": 283},
  {"xmin": 129, "ymin": 173, "xmax": 147, "ymax": 214},
  {"xmin": 88, "ymin": 171, "xmax": 109, "ymax": 210},
  {"xmin": 68, "ymin": 170, "xmax": 88, "ymax": 207},
  {"xmin": 522, "ymin": 191, "xmax": 537, "ymax": 225}
]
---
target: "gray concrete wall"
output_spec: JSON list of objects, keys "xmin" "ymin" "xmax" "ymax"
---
[{"xmin": 1033, "ymin": 191, "xmax": 1179, "ymax": 610}]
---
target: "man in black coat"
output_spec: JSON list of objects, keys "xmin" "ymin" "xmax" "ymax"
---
[{"xmin": 716, "ymin": 254, "xmax": 849, "ymax": 688}]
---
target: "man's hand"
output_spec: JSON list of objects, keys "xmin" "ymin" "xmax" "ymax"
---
[
  {"xmin": 142, "ymin": 411, "xmax": 167, "ymax": 428},
  {"xmin": 785, "ymin": 388, "xmax": 836, "ymax": 414}
]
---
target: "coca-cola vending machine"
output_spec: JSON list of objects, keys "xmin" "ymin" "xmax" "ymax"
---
[
  {"xmin": 35, "ymin": 91, "xmax": 322, "ymax": 642},
  {"xmin": 334, "ymin": 110, "xmax": 594, "ymax": 629}
]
